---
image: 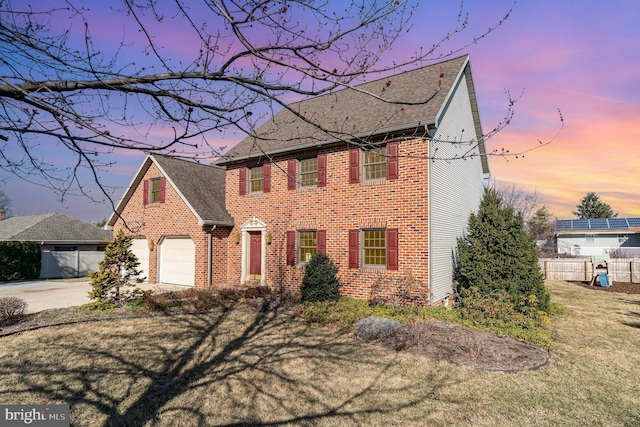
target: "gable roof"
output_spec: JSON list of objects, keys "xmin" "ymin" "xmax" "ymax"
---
[
  {"xmin": 107, "ymin": 155, "xmax": 233, "ymax": 228},
  {"xmin": 217, "ymin": 55, "xmax": 488, "ymax": 173},
  {"xmin": 0, "ymin": 213, "xmax": 112, "ymax": 243}
]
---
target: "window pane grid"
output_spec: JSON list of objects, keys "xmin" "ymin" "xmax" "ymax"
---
[
  {"xmin": 299, "ymin": 231, "xmax": 317, "ymax": 263},
  {"xmin": 250, "ymin": 166, "xmax": 263, "ymax": 193},
  {"xmin": 364, "ymin": 147, "xmax": 386, "ymax": 180},
  {"xmin": 363, "ymin": 230, "xmax": 386, "ymax": 266},
  {"xmin": 299, "ymin": 158, "xmax": 318, "ymax": 187},
  {"xmin": 151, "ymin": 178, "xmax": 161, "ymax": 203}
]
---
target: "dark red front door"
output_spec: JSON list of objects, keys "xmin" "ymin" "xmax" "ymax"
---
[{"xmin": 249, "ymin": 232, "xmax": 262, "ymax": 279}]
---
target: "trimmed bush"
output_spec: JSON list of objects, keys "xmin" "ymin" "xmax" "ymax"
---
[
  {"xmin": 0, "ymin": 241, "xmax": 41, "ymax": 281},
  {"xmin": 354, "ymin": 316, "xmax": 401, "ymax": 341},
  {"xmin": 0, "ymin": 296, "xmax": 28, "ymax": 324},
  {"xmin": 300, "ymin": 253, "xmax": 342, "ymax": 303}
]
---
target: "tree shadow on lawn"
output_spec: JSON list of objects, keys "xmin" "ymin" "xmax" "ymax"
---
[{"xmin": 0, "ymin": 301, "xmax": 455, "ymax": 426}]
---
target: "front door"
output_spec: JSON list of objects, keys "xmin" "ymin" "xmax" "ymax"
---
[{"xmin": 249, "ymin": 232, "xmax": 262, "ymax": 280}]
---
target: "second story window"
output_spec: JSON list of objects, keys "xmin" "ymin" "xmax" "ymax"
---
[
  {"xmin": 299, "ymin": 158, "xmax": 318, "ymax": 187},
  {"xmin": 150, "ymin": 178, "xmax": 162, "ymax": 203},
  {"xmin": 143, "ymin": 177, "xmax": 165, "ymax": 205},
  {"xmin": 349, "ymin": 142, "xmax": 397, "ymax": 184},
  {"xmin": 249, "ymin": 166, "xmax": 264, "ymax": 193},
  {"xmin": 287, "ymin": 154, "xmax": 326, "ymax": 190},
  {"xmin": 363, "ymin": 147, "xmax": 387, "ymax": 181}
]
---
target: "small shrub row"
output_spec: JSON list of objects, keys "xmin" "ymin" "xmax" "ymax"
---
[
  {"xmin": 302, "ymin": 297, "xmax": 461, "ymax": 330},
  {"xmin": 142, "ymin": 286, "xmax": 273, "ymax": 313}
]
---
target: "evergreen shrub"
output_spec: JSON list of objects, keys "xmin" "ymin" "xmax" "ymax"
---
[
  {"xmin": 300, "ymin": 253, "xmax": 342, "ymax": 303},
  {"xmin": 88, "ymin": 230, "xmax": 144, "ymax": 307},
  {"xmin": 455, "ymin": 188, "xmax": 550, "ymax": 313},
  {"xmin": 0, "ymin": 241, "xmax": 41, "ymax": 281}
]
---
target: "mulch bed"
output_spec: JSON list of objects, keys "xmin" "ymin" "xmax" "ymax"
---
[
  {"xmin": 378, "ymin": 321, "xmax": 550, "ymax": 372},
  {"xmin": 568, "ymin": 281, "xmax": 640, "ymax": 294}
]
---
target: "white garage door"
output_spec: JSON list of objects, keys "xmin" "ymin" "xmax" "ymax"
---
[
  {"xmin": 130, "ymin": 238, "xmax": 150, "ymax": 282},
  {"xmin": 159, "ymin": 236, "xmax": 195, "ymax": 286}
]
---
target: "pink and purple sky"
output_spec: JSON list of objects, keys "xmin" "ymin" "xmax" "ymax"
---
[{"xmin": 1, "ymin": 0, "xmax": 639, "ymax": 222}]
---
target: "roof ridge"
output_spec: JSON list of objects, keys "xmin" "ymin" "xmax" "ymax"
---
[{"xmin": 286, "ymin": 55, "xmax": 469, "ymax": 108}]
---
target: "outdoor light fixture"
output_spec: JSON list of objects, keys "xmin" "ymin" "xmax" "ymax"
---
[
  {"xmin": 147, "ymin": 239, "xmax": 155, "ymax": 251},
  {"xmin": 266, "ymin": 232, "xmax": 273, "ymax": 245},
  {"xmin": 234, "ymin": 232, "xmax": 241, "ymax": 244}
]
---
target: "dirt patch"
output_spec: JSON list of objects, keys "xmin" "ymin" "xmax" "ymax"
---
[
  {"xmin": 569, "ymin": 280, "xmax": 640, "ymax": 294},
  {"xmin": 378, "ymin": 320, "xmax": 549, "ymax": 372}
]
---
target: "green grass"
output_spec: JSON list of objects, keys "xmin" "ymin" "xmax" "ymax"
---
[{"xmin": 0, "ymin": 280, "xmax": 638, "ymax": 426}]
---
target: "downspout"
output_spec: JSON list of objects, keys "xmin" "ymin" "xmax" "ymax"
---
[
  {"xmin": 428, "ymin": 134, "xmax": 434, "ymax": 306},
  {"xmin": 208, "ymin": 226, "xmax": 216, "ymax": 287}
]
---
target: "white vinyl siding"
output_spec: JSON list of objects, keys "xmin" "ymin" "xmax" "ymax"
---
[{"xmin": 429, "ymin": 70, "xmax": 485, "ymax": 303}]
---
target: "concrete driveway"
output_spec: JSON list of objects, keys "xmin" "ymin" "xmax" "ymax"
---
[{"xmin": 0, "ymin": 280, "xmax": 187, "ymax": 313}]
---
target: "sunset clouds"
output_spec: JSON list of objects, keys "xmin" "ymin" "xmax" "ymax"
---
[{"xmin": 1, "ymin": 0, "xmax": 638, "ymax": 221}]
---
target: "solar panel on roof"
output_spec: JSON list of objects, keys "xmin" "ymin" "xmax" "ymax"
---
[
  {"xmin": 572, "ymin": 220, "xmax": 590, "ymax": 229},
  {"xmin": 555, "ymin": 220, "xmax": 573, "ymax": 230},
  {"xmin": 608, "ymin": 218, "xmax": 629, "ymax": 229},
  {"xmin": 627, "ymin": 218, "xmax": 640, "ymax": 226},
  {"xmin": 589, "ymin": 219, "xmax": 609, "ymax": 229}
]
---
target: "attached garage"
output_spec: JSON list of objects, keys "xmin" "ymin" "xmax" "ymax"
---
[
  {"xmin": 130, "ymin": 238, "xmax": 150, "ymax": 282},
  {"xmin": 159, "ymin": 236, "xmax": 195, "ymax": 286}
]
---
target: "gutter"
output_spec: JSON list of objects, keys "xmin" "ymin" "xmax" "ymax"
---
[{"xmin": 199, "ymin": 220, "xmax": 235, "ymax": 227}]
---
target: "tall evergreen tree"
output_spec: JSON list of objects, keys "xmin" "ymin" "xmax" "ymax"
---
[
  {"xmin": 455, "ymin": 187, "xmax": 549, "ymax": 312},
  {"xmin": 573, "ymin": 192, "xmax": 617, "ymax": 219}
]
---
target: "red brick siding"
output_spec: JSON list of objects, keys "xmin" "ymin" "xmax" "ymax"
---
[
  {"xmin": 224, "ymin": 139, "xmax": 430, "ymax": 300},
  {"xmin": 113, "ymin": 162, "xmax": 229, "ymax": 288}
]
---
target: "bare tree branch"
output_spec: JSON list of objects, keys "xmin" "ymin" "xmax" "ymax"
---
[{"xmin": 0, "ymin": 0, "xmax": 546, "ymax": 211}]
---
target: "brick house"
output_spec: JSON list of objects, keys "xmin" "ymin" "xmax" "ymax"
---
[
  {"xmin": 107, "ymin": 55, "xmax": 489, "ymax": 304},
  {"xmin": 107, "ymin": 155, "xmax": 233, "ymax": 287}
]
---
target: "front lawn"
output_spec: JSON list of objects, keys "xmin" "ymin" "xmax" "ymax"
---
[{"xmin": 0, "ymin": 280, "xmax": 638, "ymax": 426}]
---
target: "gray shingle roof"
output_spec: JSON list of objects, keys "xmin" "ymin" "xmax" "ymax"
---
[
  {"xmin": 219, "ymin": 55, "xmax": 478, "ymax": 163},
  {"xmin": 152, "ymin": 155, "xmax": 232, "ymax": 225},
  {"xmin": 0, "ymin": 213, "xmax": 112, "ymax": 242},
  {"xmin": 108, "ymin": 155, "xmax": 233, "ymax": 227}
]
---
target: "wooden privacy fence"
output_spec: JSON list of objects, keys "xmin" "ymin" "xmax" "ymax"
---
[{"xmin": 538, "ymin": 258, "xmax": 640, "ymax": 283}]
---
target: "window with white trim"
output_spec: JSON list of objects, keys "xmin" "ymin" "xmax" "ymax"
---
[
  {"xmin": 299, "ymin": 158, "xmax": 318, "ymax": 187},
  {"xmin": 362, "ymin": 229, "xmax": 386, "ymax": 267},
  {"xmin": 298, "ymin": 230, "xmax": 317, "ymax": 263},
  {"xmin": 249, "ymin": 166, "xmax": 264, "ymax": 193},
  {"xmin": 150, "ymin": 178, "xmax": 162, "ymax": 203},
  {"xmin": 363, "ymin": 147, "xmax": 386, "ymax": 181}
]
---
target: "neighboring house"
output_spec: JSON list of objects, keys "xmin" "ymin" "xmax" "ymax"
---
[
  {"xmin": 555, "ymin": 218, "xmax": 640, "ymax": 256},
  {"xmin": 108, "ymin": 55, "xmax": 489, "ymax": 304},
  {"xmin": 0, "ymin": 212, "xmax": 111, "ymax": 251},
  {"xmin": 0, "ymin": 212, "xmax": 112, "ymax": 278}
]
